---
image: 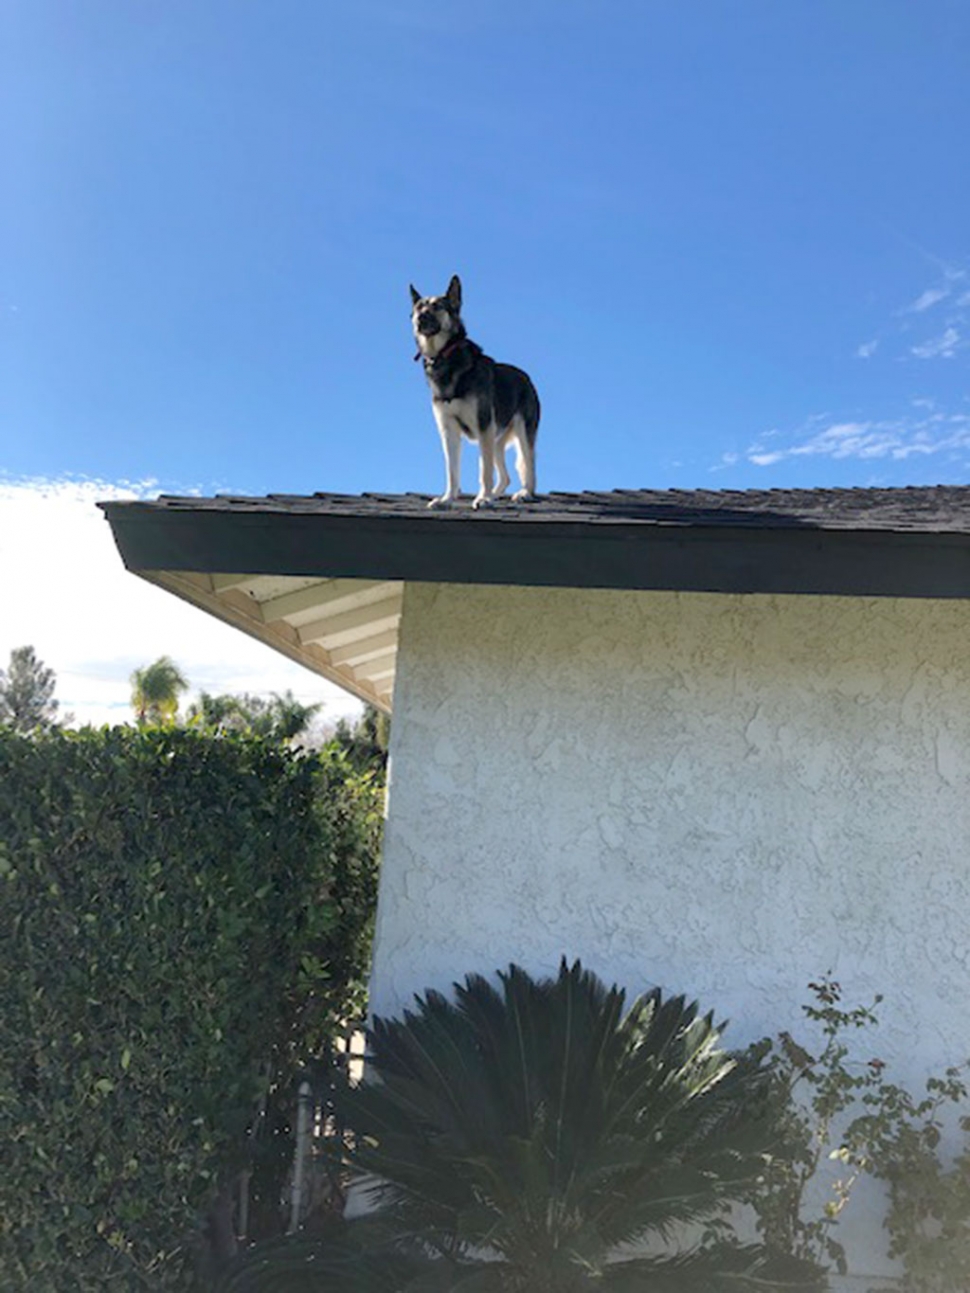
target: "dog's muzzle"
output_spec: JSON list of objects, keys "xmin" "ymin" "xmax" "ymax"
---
[{"xmin": 416, "ymin": 312, "xmax": 441, "ymax": 336}]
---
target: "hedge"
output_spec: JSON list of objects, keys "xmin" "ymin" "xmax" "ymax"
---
[{"xmin": 0, "ymin": 725, "xmax": 382, "ymax": 1290}]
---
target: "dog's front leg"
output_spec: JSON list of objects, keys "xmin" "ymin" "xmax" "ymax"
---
[
  {"xmin": 473, "ymin": 432, "xmax": 497, "ymax": 510},
  {"xmin": 429, "ymin": 407, "xmax": 462, "ymax": 508}
]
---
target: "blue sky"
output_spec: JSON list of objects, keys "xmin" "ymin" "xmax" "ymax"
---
[
  {"xmin": 3, "ymin": 0, "xmax": 969, "ymax": 498},
  {"xmin": 1, "ymin": 2, "xmax": 968, "ymax": 723}
]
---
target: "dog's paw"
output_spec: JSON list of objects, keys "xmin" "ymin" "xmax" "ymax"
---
[
  {"xmin": 427, "ymin": 494, "xmax": 457, "ymax": 510},
  {"xmin": 472, "ymin": 493, "xmax": 497, "ymax": 510},
  {"xmin": 511, "ymin": 489, "xmax": 535, "ymax": 503}
]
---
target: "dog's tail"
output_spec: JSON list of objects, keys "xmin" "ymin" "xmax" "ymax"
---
[{"xmin": 523, "ymin": 381, "xmax": 540, "ymax": 445}]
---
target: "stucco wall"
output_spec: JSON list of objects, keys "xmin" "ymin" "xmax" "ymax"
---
[{"xmin": 371, "ymin": 581, "xmax": 970, "ymax": 1282}]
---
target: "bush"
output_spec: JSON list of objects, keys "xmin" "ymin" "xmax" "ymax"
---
[
  {"xmin": 0, "ymin": 725, "xmax": 381, "ymax": 1290},
  {"xmin": 222, "ymin": 960, "xmax": 826, "ymax": 1292},
  {"xmin": 746, "ymin": 977, "xmax": 970, "ymax": 1289}
]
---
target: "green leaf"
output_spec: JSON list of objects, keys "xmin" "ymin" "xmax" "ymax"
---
[{"xmin": 0, "ymin": 722, "xmax": 382, "ymax": 1288}]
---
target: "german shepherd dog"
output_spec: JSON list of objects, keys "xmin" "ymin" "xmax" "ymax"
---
[{"xmin": 410, "ymin": 275, "xmax": 540, "ymax": 508}]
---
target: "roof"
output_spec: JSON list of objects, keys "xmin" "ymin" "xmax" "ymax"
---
[
  {"xmin": 106, "ymin": 483, "xmax": 970, "ymax": 530},
  {"xmin": 100, "ymin": 485, "xmax": 970, "ymax": 713}
]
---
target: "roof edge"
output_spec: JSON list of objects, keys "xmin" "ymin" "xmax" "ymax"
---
[{"xmin": 101, "ymin": 499, "xmax": 970, "ymax": 600}]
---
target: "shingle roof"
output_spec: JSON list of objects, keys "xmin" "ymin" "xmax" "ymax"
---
[
  {"xmin": 143, "ymin": 485, "xmax": 970, "ymax": 532},
  {"xmin": 99, "ymin": 485, "xmax": 970, "ymax": 714},
  {"xmin": 101, "ymin": 483, "xmax": 970, "ymax": 610}
]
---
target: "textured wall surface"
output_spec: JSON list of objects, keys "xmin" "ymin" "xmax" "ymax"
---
[{"xmin": 372, "ymin": 581, "xmax": 970, "ymax": 1281}]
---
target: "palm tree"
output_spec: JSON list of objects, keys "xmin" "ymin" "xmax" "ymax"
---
[
  {"xmin": 186, "ymin": 689, "xmax": 241, "ymax": 731},
  {"xmin": 187, "ymin": 689, "xmax": 321, "ymax": 743},
  {"xmin": 258, "ymin": 690, "xmax": 322, "ymax": 743},
  {"xmin": 331, "ymin": 704, "xmax": 390, "ymax": 771},
  {"xmin": 220, "ymin": 961, "xmax": 825, "ymax": 1292},
  {"xmin": 130, "ymin": 656, "xmax": 188, "ymax": 726}
]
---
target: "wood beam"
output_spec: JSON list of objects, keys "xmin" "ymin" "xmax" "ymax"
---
[
  {"xmin": 297, "ymin": 594, "xmax": 403, "ymax": 648},
  {"xmin": 354, "ymin": 652, "xmax": 396, "ymax": 683},
  {"xmin": 259, "ymin": 578, "xmax": 396, "ymax": 624},
  {"xmin": 211, "ymin": 572, "xmax": 258, "ymax": 592},
  {"xmin": 329, "ymin": 628, "xmax": 399, "ymax": 667}
]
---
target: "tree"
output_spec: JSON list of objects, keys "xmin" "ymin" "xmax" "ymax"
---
[
  {"xmin": 331, "ymin": 704, "xmax": 389, "ymax": 771},
  {"xmin": 0, "ymin": 645, "xmax": 61, "ymax": 732},
  {"xmin": 130, "ymin": 655, "xmax": 188, "ymax": 725},
  {"xmin": 187, "ymin": 689, "xmax": 322, "ymax": 743},
  {"xmin": 223, "ymin": 962, "xmax": 825, "ymax": 1292}
]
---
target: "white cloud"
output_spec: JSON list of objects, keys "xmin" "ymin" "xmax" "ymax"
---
[
  {"xmin": 869, "ymin": 259, "xmax": 970, "ymax": 362},
  {"xmin": 911, "ymin": 326, "xmax": 961, "ymax": 359},
  {"xmin": 856, "ymin": 339, "xmax": 879, "ymax": 359},
  {"xmin": 0, "ymin": 476, "xmax": 363, "ymax": 729},
  {"xmin": 745, "ymin": 409, "xmax": 970, "ymax": 468},
  {"xmin": 905, "ymin": 287, "xmax": 949, "ymax": 313}
]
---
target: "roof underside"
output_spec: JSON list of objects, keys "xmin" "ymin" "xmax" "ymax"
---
[
  {"xmin": 101, "ymin": 486, "xmax": 970, "ymax": 714},
  {"xmin": 141, "ymin": 568, "xmax": 403, "ymax": 711}
]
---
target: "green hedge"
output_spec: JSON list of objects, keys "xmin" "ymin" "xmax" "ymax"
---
[{"xmin": 0, "ymin": 725, "xmax": 382, "ymax": 1290}]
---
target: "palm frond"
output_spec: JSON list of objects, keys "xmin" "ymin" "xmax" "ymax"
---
[
  {"xmin": 326, "ymin": 960, "xmax": 820, "ymax": 1287},
  {"xmin": 215, "ymin": 1227, "xmax": 415, "ymax": 1293},
  {"xmin": 601, "ymin": 1244, "xmax": 829, "ymax": 1291}
]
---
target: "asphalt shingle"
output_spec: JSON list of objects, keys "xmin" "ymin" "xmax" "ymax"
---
[{"xmin": 143, "ymin": 485, "xmax": 970, "ymax": 533}]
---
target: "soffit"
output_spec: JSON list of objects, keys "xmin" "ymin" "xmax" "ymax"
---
[{"xmin": 145, "ymin": 570, "xmax": 402, "ymax": 713}]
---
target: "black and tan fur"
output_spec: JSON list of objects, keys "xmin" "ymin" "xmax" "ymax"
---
[{"xmin": 411, "ymin": 275, "xmax": 540, "ymax": 508}]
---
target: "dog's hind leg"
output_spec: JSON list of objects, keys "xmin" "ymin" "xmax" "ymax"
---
[
  {"xmin": 509, "ymin": 415, "xmax": 536, "ymax": 501},
  {"xmin": 473, "ymin": 429, "xmax": 497, "ymax": 510},
  {"xmin": 493, "ymin": 429, "xmax": 511, "ymax": 498}
]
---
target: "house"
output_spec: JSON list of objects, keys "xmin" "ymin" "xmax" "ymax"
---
[{"xmin": 102, "ymin": 485, "xmax": 970, "ymax": 1283}]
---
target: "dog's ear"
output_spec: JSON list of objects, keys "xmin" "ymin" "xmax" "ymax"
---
[
  {"xmin": 446, "ymin": 275, "xmax": 462, "ymax": 313},
  {"xmin": 409, "ymin": 284, "xmax": 422, "ymax": 306}
]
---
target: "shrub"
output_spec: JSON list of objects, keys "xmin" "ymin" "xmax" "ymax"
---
[
  {"xmin": 0, "ymin": 725, "xmax": 381, "ymax": 1290},
  {"xmin": 746, "ymin": 977, "xmax": 970, "ymax": 1290},
  {"xmin": 222, "ymin": 960, "xmax": 826, "ymax": 1291}
]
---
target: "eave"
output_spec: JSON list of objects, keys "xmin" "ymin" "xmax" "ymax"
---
[{"xmin": 99, "ymin": 487, "xmax": 970, "ymax": 714}]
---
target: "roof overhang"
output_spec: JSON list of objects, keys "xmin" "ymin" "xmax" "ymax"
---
[
  {"xmin": 135, "ymin": 568, "xmax": 403, "ymax": 712},
  {"xmin": 100, "ymin": 489, "xmax": 970, "ymax": 713}
]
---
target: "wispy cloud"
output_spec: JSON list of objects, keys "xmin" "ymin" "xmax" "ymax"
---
[
  {"xmin": 903, "ymin": 287, "xmax": 950, "ymax": 314},
  {"xmin": 745, "ymin": 407, "xmax": 970, "ymax": 468},
  {"xmin": 855, "ymin": 256, "xmax": 969, "ymax": 362},
  {"xmin": 911, "ymin": 326, "xmax": 962, "ymax": 360},
  {"xmin": 0, "ymin": 476, "xmax": 362, "ymax": 728}
]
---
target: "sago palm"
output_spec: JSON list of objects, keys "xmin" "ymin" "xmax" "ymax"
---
[
  {"xmin": 220, "ymin": 961, "xmax": 824, "ymax": 1291},
  {"xmin": 331, "ymin": 960, "xmax": 822, "ymax": 1291}
]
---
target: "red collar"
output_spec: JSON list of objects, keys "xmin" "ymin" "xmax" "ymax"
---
[{"xmin": 415, "ymin": 334, "xmax": 466, "ymax": 364}]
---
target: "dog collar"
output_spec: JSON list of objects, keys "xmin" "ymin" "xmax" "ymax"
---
[{"xmin": 414, "ymin": 335, "xmax": 467, "ymax": 364}]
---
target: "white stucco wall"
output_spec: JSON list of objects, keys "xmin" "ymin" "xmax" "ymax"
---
[{"xmin": 371, "ymin": 581, "xmax": 970, "ymax": 1283}]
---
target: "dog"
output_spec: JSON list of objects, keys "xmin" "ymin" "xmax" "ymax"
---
[{"xmin": 410, "ymin": 275, "xmax": 540, "ymax": 508}]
